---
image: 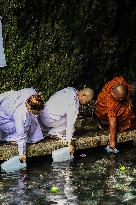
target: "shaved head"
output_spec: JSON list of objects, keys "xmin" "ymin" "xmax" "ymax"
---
[
  {"xmin": 112, "ymin": 84, "xmax": 128, "ymax": 101},
  {"xmin": 78, "ymin": 88, "xmax": 94, "ymax": 104},
  {"xmin": 81, "ymin": 88, "xmax": 94, "ymax": 101},
  {"xmin": 115, "ymin": 84, "xmax": 127, "ymax": 94}
]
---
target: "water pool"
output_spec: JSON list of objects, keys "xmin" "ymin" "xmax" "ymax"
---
[{"xmin": 0, "ymin": 144, "xmax": 136, "ymax": 205}]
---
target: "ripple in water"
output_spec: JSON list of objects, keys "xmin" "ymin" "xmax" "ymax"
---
[{"xmin": 0, "ymin": 146, "xmax": 136, "ymax": 205}]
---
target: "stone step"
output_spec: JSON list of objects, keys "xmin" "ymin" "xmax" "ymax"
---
[{"xmin": 0, "ymin": 118, "xmax": 136, "ymax": 160}]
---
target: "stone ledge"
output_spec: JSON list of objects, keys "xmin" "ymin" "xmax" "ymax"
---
[{"xmin": 0, "ymin": 118, "xmax": 136, "ymax": 160}]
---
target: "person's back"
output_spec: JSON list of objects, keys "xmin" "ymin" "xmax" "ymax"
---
[
  {"xmin": 0, "ymin": 88, "xmax": 45, "ymax": 162},
  {"xmin": 0, "ymin": 88, "xmax": 36, "ymax": 115},
  {"xmin": 39, "ymin": 87, "xmax": 79, "ymax": 138},
  {"xmin": 95, "ymin": 76, "xmax": 135, "ymax": 153},
  {"xmin": 39, "ymin": 86, "xmax": 94, "ymax": 155},
  {"xmin": 45, "ymin": 87, "xmax": 78, "ymax": 115}
]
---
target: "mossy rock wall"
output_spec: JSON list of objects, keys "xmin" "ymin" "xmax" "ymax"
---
[{"xmin": 0, "ymin": 0, "xmax": 136, "ymax": 98}]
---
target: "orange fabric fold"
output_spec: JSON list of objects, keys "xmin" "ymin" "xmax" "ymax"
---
[{"xmin": 95, "ymin": 76, "xmax": 135, "ymax": 132}]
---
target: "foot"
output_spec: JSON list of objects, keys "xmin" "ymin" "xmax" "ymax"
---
[
  {"xmin": 10, "ymin": 141, "xmax": 17, "ymax": 145},
  {"xmin": 49, "ymin": 134, "xmax": 63, "ymax": 140},
  {"xmin": 49, "ymin": 133, "xmax": 66, "ymax": 141}
]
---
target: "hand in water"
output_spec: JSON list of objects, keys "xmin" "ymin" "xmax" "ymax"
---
[
  {"xmin": 105, "ymin": 145, "xmax": 119, "ymax": 154},
  {"xmin": 19, "ymin": 154, "xmax": 26, "ymax": 162}
]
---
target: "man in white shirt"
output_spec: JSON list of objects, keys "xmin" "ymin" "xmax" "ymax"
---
[
  {"xmin": 39, "ymin": 87, "xmax": 94, "ymax": 153},
  {"xmin": 0, "ymin": 88, "xmax": 45, "ymax": 162}
]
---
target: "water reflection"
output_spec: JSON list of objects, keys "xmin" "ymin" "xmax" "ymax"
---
[
  {"xmin": 0, "ymin": 170, "xmax": 29, "ymax": 204},
  {"xmin": 0, "ymin": 146, "xmax": 136, "ymax": 205},
  {"xmin": 97, "ymin": 153, "xmax": 136, "ymax": 205},
  {"xmin": 46, "ymin": 161, "xmax": 78, "ymax": 205},
  {"xmin": 98, "ymin": 154, "xmax": 119, "ymax": 205}
]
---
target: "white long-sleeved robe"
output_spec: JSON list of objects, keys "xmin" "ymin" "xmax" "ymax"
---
[
  {"xmin": 39, "ymin": 87, "xmax": 79, "ymax": 142},
  {"xmin": 0, "ymin": 88, "xmax": 44, "ymax": 155}
]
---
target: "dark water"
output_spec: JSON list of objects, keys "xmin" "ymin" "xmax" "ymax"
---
[{"xmin": 0, "ymin": 143, "xmax": 136, "ymax": 205}]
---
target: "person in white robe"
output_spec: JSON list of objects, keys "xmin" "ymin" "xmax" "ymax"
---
[
  {"xmin": 39, "ymin": 87, "xmax": 94, "ymax": 153},
  {"xmin": 0, "ymin": 88, "xmax": 45, "ymax": 162}
]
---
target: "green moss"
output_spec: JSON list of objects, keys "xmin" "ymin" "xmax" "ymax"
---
[
  {"xmin": 0, "ymin": 0, "xmax": 136, "ymax": 96},
  {"xmin": 0, "ymin": 0, "xmax": 84, "ymax": 97}
]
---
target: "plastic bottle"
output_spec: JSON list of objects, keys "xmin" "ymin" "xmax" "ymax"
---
[
  {"xmin": 1, "ymin": 156, "xmax": 27, "ymax": 173},
  {"xmin": 52, "ymin": 147, "xmax": 74, "ymax": 162}
]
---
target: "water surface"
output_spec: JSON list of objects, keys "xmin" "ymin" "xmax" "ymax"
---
[{"xmin": 0, "ymin": 143, "xmax": 136, "ymax": 205}]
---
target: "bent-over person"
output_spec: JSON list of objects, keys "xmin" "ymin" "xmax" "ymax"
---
[
  {"xmin": 39, "ymin": 87, "xmax": 94, "ymax": 154},
  {"xmin": 0, "ymin": 88, "xmax": 45, "ymax": 162},
  {"xmin": 95, "ymin": 76, "xmax": 135, "ymax": 153}
]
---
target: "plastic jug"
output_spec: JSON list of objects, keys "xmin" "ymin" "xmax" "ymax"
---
[
  {"xmin": 52, "ymin": 147, "xmax": 74, "ymax": 163},
  {"xmin": 1, "ymin": 156, "xmax": 27, "ymax": 173}
]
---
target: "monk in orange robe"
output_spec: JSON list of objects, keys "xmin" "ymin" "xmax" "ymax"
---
[{"xmin": 95, "ymin": 76, "xmax": 135, "ymax": 153}]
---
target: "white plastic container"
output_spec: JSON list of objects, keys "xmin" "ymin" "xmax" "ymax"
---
[
  {"xmin": 52, "ymin": 147, "xmax": 74, "ymax": 163},
  {"xmin": 1, "ymin": 156, "xmax": 27, "ymax": 173}
]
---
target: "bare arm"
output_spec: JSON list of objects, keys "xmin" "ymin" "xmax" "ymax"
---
[{"xmin": 108, "ymin": 116, "xmax": 117, "ymax": 148}]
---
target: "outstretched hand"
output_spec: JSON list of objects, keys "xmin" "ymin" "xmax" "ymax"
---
[
  {"xmin": 68, "ymin": 142, "xmax": 75, "ymax": 155},
  {"xmin": 19, "ymin": 154, "xmax": 26, "ymax": 163},
  {"xmin": 105, "ymin": 145, "xmax": 119, "ymax": 154}
]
